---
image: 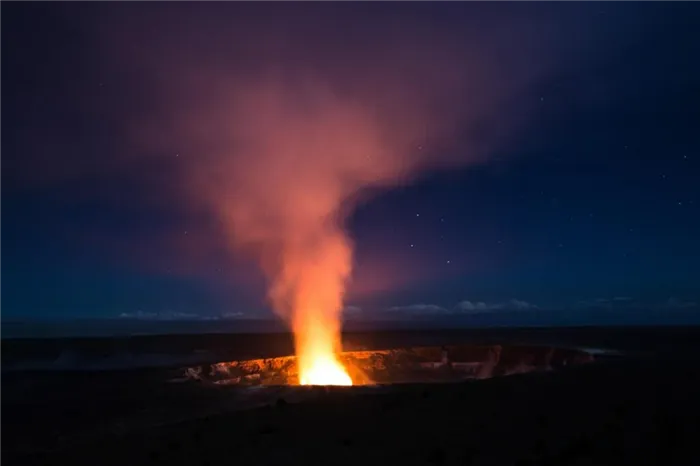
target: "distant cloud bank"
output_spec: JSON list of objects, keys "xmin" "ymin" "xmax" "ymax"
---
[
  {"xmin": 665, "ymin": 298, "xmax": 698, "ymax": 309},
  {"xmin": 384, "ymin": 298, "xmax": 539, "ymax": 316},
  {"xmin": 118, "ymin": 310, "xmax": 249, "ymax": 321},
  {"xmin": 116, "ymin": 296, "xmax": 697, "ymax": 321},
  {"xmin": 457, "ymin": 299, "xmax": 538, "ymax": 312},
  {"xmin": 573, "ymin": 297, "xmax": 698, "ymax": 311}
]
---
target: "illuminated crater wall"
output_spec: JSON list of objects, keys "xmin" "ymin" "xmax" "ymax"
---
[{"xmin": 180, "ymin": 345, "xmax": 595, "ymax": 386}]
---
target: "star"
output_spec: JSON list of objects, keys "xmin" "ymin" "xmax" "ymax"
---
[
  {"xmin": 410, "ymin": 244, "xmax": 415, "ymax": 248},
  {"xmin": 416, "ymin": 213, "xmax": 420, "ymax": 217},
  {"xmin": 446, "ymin": 260, "xmax": 451, "ymax": 264}
]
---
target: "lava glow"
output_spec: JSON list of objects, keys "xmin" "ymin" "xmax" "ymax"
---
[
  {"xmin": 279, "ymin": 232, "xmax": 355, "ymax": 386},
  {"xmin": 294, "ymin": 310, "xmax": 353, "ymax": 386},
  {"xmin": 128, "ymin": 15, "xmax": 519, "ymax": 390},
  {"xmin": 299, "ymin": 354, "xmax": 352, "ymax": 386}
]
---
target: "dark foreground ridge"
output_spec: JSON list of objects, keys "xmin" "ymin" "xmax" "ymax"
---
[{"xmin": 4, "ymin": 326, "xmax": 700, "ymax": 466}]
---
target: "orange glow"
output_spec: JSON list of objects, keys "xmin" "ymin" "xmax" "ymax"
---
[
  {"xmin": 156, "ymin": 30, "xmax": 493, "ymax": 390},
  {"xmin": 299, "ymin": 353, "xmax": 352, "ymax": 386},
  {"xmin": 295, "ymin": 317, "xmax": 352, "ymax": 385},
  {"xmin": 276, "ymin": 230, "xmax": 354, "ymax": 386},
  {"xmin": 102, "ymin": 12, "xmax": 541, "ymax": 390}
]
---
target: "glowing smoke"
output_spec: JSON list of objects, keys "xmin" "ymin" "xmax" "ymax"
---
[
  {"xmin": 92, "ymin": 4, "xmax": 560, "ymax": 381},
  {"xmin": 194, "ymin": 74, "xmax": 472, "ymax": 383}
]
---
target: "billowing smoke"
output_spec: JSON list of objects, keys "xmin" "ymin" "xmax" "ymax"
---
[
  {"xmin": 199, "ymin": 73, "xmax": 468, "ymax": 372},
  {"xmin": 186, "ymin": 67, "xmax": 479, "ymax": 378},
  {"xmin": 177, "ymin": 57, "xmax": 482, "ymax": 378},
  {"xmin": 90, "ymin": 4, "xmax": 560, "ymax": 377}
]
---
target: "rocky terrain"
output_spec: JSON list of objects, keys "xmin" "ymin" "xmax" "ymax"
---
[
  {"xmin": 180, "ymin": 344, "xmax": 595, "ymax": 386},
  {"xmin": 4, "ymin": 326, "xmax": 700, "ymax": 466},
  {"xmin": 9, "ymin": 354, "xmax": 700, "ymax": 466}
]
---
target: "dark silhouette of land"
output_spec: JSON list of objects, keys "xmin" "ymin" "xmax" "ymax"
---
[{"xmin": 3, "ymin": 326, "xmax": 700, "ymax": 465}]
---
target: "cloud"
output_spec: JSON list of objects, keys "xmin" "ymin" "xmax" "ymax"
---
[
  {"xmin": 666, "ymin": 298, "xmax": 698, "ymax": 309},
  {"xmin": 506, "ymin": 299, "xmax": 538, "ymax": 310},
  {"xmin": 343, "ymin": 305, "xmax": 363, "ymax": 314},
  {"xmin": 455, "ymin": 301, "xmax": 489, "ymax": 312},
  {"xmin": 456, "ymin": 299, "xmax": 538, "ymax": 313},
  {"xmin": 574, "ymin": 297, "xmax": 643, "ymax": 310},
  {"xmin": 572, "ymin": 296, "xmax": 700, "ymax": 312},
  {"xmin": 119, "ymin": 311, "xmax": 158, "ymax": 320},
  {"xmin": 118, "ymin": 310, "xmax": 212, "ymax": 320},
  {"xmin": 613, "ymin": 296, "xmax": 633, "ymax": 302},
  {"xmin": 118, "ymin": 310, "xmax": 268, "ymax": 321},
  {"xmin": 385, "ymin": 299, "xmax": 538, "ymax": 316},
  {"xmin": 387, "ymin": 304, "xmax": 451, "ymax": 315}
]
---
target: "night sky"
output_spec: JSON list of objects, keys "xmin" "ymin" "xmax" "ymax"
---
[{"xmin": 2, "ymin": 2, "xmax": 699, "ymax": 325}]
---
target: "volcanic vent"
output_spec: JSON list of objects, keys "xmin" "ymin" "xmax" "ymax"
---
[{"xmin": 180, "ymin": 344, "xmax": 595, "ymax": 387}]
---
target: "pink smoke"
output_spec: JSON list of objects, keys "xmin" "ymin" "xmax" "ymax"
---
[
  {"xmin": 84, "ymin": 5, "xmax": 561, "ymax": 358},
  {"xmin": 183, "ymin": 70, "xmax": 476, "ymax": 368}
]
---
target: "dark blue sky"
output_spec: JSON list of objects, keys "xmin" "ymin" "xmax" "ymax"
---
[{"xmin": 2, "ymin": 2, "xmax": 699, "ymax": 322}]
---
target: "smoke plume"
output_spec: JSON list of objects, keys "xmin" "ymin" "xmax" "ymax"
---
[
  {"xmin": 188, "ymin": 69, "xmax": 475, "ymax": 368},
  {"xmin": 91, "ymin": 4, "xmax": 558, "ymax": 368}
]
